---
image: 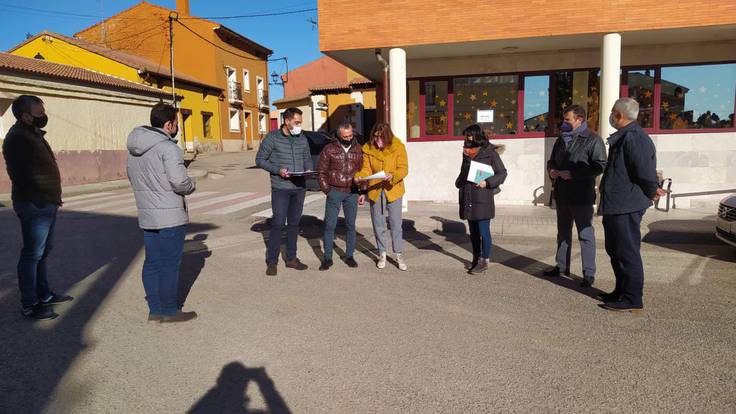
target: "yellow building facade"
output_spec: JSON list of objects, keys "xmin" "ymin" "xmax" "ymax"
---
[{"xmin": 11, "ymin": 32, "xmax": 224, "ymax": 152}]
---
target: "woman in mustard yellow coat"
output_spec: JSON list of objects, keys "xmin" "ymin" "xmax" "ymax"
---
[{"xmin": 355, "ymin": 123, "xmax": 409, "ymax": 270}]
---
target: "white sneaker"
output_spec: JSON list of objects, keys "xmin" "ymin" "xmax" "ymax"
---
[
  {"xmin": 396, "ymin": 253, "xmax": 408, "ymax": 271},
  {"xmin": 377, "ymin": 252, "xmax": 387, "ymax": 269}
]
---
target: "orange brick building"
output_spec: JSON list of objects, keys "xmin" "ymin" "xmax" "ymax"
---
[
  {"xmin": 318, "ymin": 0, "xmax": 736, "ymax": 207},
  {"xmin": 76, "ymin": 0, "xmax": 272, "ymax": 151}
]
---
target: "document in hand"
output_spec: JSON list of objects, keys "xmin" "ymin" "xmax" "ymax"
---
[
  {"xmin": 288, "ymin": 171, "xmax": 318, "ymax": 176},
  {"xmin": 363, "ymin": 171, "xmax": 387, "ymax": 180},
  {"xmin": 467, "ymin": 160, "xmax": 495, "ymax": 184}
]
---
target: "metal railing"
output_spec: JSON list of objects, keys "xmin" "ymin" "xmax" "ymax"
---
[
  {"xmin": 257, "ymin": 89, "xmax": 268, "ymax": 108},
  {"xmin": 228, "ymin": 81, "xmax": 243, "ymax": 102}
]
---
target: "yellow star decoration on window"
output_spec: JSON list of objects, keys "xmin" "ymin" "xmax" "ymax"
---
[
  {"xmin": 537, "ymin": 115, "xmax": 545, "ymax": 121},
  {"xmin": 644, "ymin": 90, "xmax": 653, "ymax": 98},
  {"xmin": 505, "ymin": 121, "xmax": 514, "ymax": 129},
  {"xmin": 669, "ymin": 113, "xmax": 678, "ymax": 121},
  {"xmin": 440, "ymin": 115, "xmax": 447, "ymax": 122},
  {"xmin": 470, "ymin": 94, "xmax": 477, "ymax": 101},
  {"xmin": 439, "ymin": 99, "xmax": 446, "ymax": 107},
  {"xmin": 464, "ymin": 112, "xmax": 473, "ymax": 120},
  {"xmin": 662, "ymin": 101, "xmax": 670, "ymax": 110},
  {"xmin": 482, "ymin": 90, "xmax": 489, "ymax": 97},
  {"xmin": 456, "ymin": 91, "xmax": 463, "ymax": 97},
  {"xmin": 490, "ymin": 100, "xmax": 497, "ymax": 108}
]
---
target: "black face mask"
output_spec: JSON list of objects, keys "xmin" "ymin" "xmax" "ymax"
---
[
  {"xmin": 170, "ymin": 127, "xmax": 179, "ymax": 139},
  {"xmin": 339, "ymin": 138, "xmax": 352, "ymax": 148},
  {"xmin": 464, "ymin": 140, "xmax": 481, "ymax": 148},
  {"xmin": 32, "ymin": 115, "xmax": 48, "ymax": 129}
]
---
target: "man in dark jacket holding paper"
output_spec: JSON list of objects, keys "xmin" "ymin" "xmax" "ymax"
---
[
  {"xmin": 544, "ymin": 105, "xmax": 607, "ymax": 288},
  {"xmin": 598, "ymin": 98, "xmax": 665, "ymax": 312},
  {"xmin": 255, "ymin": 107, "xmax": 313, "ymax": 276}
]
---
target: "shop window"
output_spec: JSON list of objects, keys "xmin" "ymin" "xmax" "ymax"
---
[
  {"xmin": 626, "ymin": 69, "xmax": 655, "ymax": 128},
  {"xmin": 523, "ymin": 75, "xmax": 550, "ymax": 133},
  {"xmin": 553, "ymin": 70, "xmax": 600, "ymax": 134},
  {"xmin": 660, "ymin": 63, "xmax": 736, "ymax": 129},
  {"xmin": 453, "ymin": 75, "xmax": 518, "ymax": 136},
  {"xmin": 202, "ymin": 112, "xmax": 212, "ymax": 138},
  {"xmin": 423, "ymin": 81, "xmax": 448, "ymax": 135},
  {"xmin": 407, "ymin": 80, "xmax": 420, "ymax": 138}
]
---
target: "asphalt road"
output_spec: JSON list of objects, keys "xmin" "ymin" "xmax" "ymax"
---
[{"xmin": 1, "ymin": 152, "xmax": 734, "ymax": 413}]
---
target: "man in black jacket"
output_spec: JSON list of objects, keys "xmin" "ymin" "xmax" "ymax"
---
[
  {"xmin": 545, "ymin": 105, "xmax": 606, "ymax": 287},
  {"xmin": 598, "ymin": 97, "xmax": 666, "ymax": 312},
  {"xmin": 2, "ymin": 95, "xmax": 73, "ymax": 320}
]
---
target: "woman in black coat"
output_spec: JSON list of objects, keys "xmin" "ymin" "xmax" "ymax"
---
[{"xmin": 454, "ymin": 124, "xmax": 508, "ymax": 274}]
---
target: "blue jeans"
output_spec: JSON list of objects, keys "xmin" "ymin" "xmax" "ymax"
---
[
  {"xmin": 323, "ymin": 190, "xmax": 358, "ymax": 261},
  {"xmin": 142, "ymin": 225, "xmax": 186, "ymax": 316},
  {"xmin": 468, "ymin": 219, "xmax": 492, "ymax": 259},
  {"xmin": 603, "ymin": 210, "xmax": 646, "ymax": 306},
  {"xmin": 267, "ymin": 189, "xmax": 306, "ymax": 265},
  {"xmin": 13, "ymin": 201, "xmax": 57, "ymax": 307}
]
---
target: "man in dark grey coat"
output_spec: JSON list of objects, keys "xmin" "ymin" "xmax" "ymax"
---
[
  {"xmin": 598, "ymin": 97, "xmax": 666, "ymax": 312},
  {"xmin": 544, "ymin": 105, "xmax": 607, "ymax": 288},
  {"xmin": 256, "ymin": 107, "xmax": 313, "ymax": 276},
  {"xmin": 127, "ymin": 103, "xmax": 196, "ymax": 323}
]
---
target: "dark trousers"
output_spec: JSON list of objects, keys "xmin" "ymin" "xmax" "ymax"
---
[
  {"xmin": 603, "ymin": 210, "xmax": 646, "ymax": 306},
  {"xmin": 13, "ymin": 201, "xmax": 57, "ymax": 307},
  {"xmin": 142, "ymin": 225, "xmax": 186, "ymax": 316},
  {"xmin": 555, "ymin": 203, "xmax": 596, "ymax": 277},
  {"xmin": 323, "ymin": 190, "xmax": 359, "ymax": 261},
  {"xmin": 267, "ymin": 189, "xmax": 306, "ymax": 265},
  {"xmin": 468, "ymin": 219, "xmax": 492, "ymax": 259}
]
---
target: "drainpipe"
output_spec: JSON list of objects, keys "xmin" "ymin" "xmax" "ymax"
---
[{"xmin": 375, "ymin": 49, "xmax": 389, "ymax": 123}]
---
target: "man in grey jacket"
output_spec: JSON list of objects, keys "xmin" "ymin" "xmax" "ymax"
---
[
  {"xmin": 127, "ymin": 103, "xmax": 196, "ymax": 323},
  {"xmin": 256, "ymin": 107, "xmax": 313, "ymax": 276}
]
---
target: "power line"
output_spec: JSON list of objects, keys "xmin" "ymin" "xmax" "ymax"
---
[
  {"xmin": 180, "ymin": 8, "xmax": 317, "ymax": 20},
  {"xmin": 175, "ymin": 20, "xmax": 268, "ymax": 62}
]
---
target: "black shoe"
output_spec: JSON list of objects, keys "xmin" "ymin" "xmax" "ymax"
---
[
  {"xmin": 160, "ymin": 311, "xmax": 198, "ymax": 323},
  {"xmin": 148, "ymin": 313, "xmax": 163, "ymax": 322},
  {"xmin": 319, "ymin": 259, "xmax": 333, "ymax": 271},
  {"xmin": 597, "ymin": 291, "xmax": 622, "ymax": 302},
  {"xmin": 344, "ymin": 257, "xmax": 358, "ymax": 268},
  {"xmin": 581, "ymin": 276, "xmax": 595, "ymax": 288},
  {"xmin": 285, "ymin": 258, "xmax": 308, "ymax": 270},
  {"xmin": 22, "ymin": 304, "xmax": 58, "ymax": 320},
  {"xmin": 543, "ymin": 267, "xmax": 569, "ymax": 277},
  {"xmin": 40, "ymin": 293, "xmax": 74, "ymax": 305},
  {"xmin": 266, "ymin": 264, "xmax": 277, "ymax": 276},
  {"xmin": 600, "ymin": 300, "xmax": 643, "ymax": 313},
  {"xmin": 467, "ymin": 256, "xmax": 479, "ymax": 270}
]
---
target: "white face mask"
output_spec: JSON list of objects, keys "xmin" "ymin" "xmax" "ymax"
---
[
  {"xmin": 609, "ymin": 113, "xmax": 618, "ymax": 130},
  {"xmin": 289, "ymin": 125, "xmax": 302, "ymax": 135}
]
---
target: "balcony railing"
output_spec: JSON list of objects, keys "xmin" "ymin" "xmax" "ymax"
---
[{"xmin": 228, "ymin": 81, "xmax": 243, "ymax": 102}]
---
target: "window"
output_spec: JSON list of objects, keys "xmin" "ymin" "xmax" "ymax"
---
[
  {"xmin": 660, "ymin": 63, "xmax": 736, "ymax": 129},
  {"xmin": 626, "ymin": 69, "xmax": 655, "ymax": 128},
  {"xmin": 454, "ymin": 75, "xmax": 518, "ymax": 136},
  {"xmin": 256, "ymin": 77, "xmax": 265, "ymax": 107},
  {"xmin": 407, "ymin": 80, "xmax": 420, "ymax": 138},
  {"xmin": 523, "ymin": 75, "xmax": 550, "ymax": 133},
  {"xmin": 553, "ymin": 70, "xmax": 600, "ymax": 134},
  {"xmin": 243, "ymin": 69, "xmax": 250, "ymax": 92},
  {"xmin": 226, "ymin": 67, "xmax": 241, "ymax": 102},
  {"xmin": 423, "ymin": 81, "xmax": 448, "ymax": 135},
  {"xmin": 229, "ymin": 109, "xmax": 240, "ymax": 132},
  {"xmin": 202, "ymin": 112, "xmax": 212, "ymax": 138},
  {"xmin": 259, "ymin": 113, "xmax": 267, "ymax": 133}
]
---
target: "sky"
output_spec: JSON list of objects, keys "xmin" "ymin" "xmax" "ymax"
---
[{"xmin": 0, "ymin": 0, "xmax": 323, "ymax": 103}]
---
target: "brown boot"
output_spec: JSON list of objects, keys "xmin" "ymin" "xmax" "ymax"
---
[
  {"xmin": 160, "ymin": 311, "xmax": 198, "ymax": 323},
  {"xmin": 285, "ymin": 258, "xmax": 308, "ymax": 270},
  {"xmin": 266, "ymin": 264, "xmax": 277, "ymax": 276}
]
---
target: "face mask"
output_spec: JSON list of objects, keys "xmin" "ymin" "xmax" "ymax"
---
[
  {"xmin": 289, "ymin": 125, "xmax": 302, "ymax": 135},
  {"xmin": 32, "ymin": 115, "xmax": 48, "ymax": 129},
  {"xmin": 560, "ymin": 121, "xmax": 573, "ymax": 133},
  {"xmin": 170, "ymin": 126, "xmax": 179, "ymax": 139},
  {"xmin": 340, "ymin": 138, "xmax": 352, "ymax": 148},
  {"xmin": 609, "ymin": 113, "xmax": 618, "ymax": 129}
]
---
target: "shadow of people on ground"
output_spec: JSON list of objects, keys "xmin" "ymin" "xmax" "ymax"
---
[
  {"xmin": 188, "ymin": 362, "xmax": 291, "ymax": 414},
  {"xmin": 403, "ymin": 218, "xmax": 470, "ymax": 269},
  {"xmin": 179, "ymin": 233, "xmax": 212, "ymax": 308},
  {"xmin": 429, "ymin": 215, "xmax": 604, "ymax": 299},
  {"xmin": 0, "ymin": 208, "xmax": 215, "ymax": 414}
]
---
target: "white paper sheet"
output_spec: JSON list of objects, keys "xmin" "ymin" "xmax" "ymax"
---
[{"xmin": 363, "ymin": 171, "xmax": 387, "ymax": 180}]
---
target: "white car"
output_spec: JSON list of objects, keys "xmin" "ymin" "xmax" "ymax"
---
[{"xmin": 716, "ymin": 194, "xmax": 736, "ymax": 247}]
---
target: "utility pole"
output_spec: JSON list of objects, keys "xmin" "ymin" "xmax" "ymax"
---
[{"xmin": 169, "ymin": 13, "xmax": 177, "ymax": 107}]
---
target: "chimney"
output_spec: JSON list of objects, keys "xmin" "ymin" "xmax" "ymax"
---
[{"xmin": 176, "ymin": 0, "xmax": 190, "ymax": 16}]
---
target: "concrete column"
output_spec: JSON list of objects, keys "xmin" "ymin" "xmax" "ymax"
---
[
  {"xmin": 389, "ymin": 48, "xmax": 408, "ymax": 211},
  {"xmin": 599, "ymin": 33, "xmax": 621, "ymax": 138},
  {"xmin": 311, "ymin": 94, "xmax": 326, "ymax": 132}
]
